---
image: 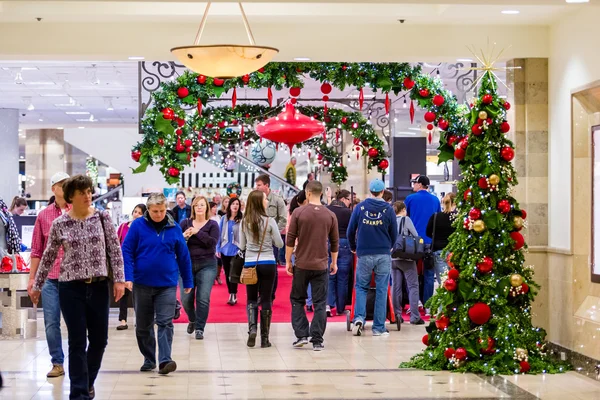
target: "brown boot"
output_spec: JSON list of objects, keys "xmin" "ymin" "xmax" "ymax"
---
[{"xmin": 47, "ymin": 364, "xmax": 65, "ymax": 378}]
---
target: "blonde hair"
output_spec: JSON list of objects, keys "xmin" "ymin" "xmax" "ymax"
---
[
  {"xmin": 442, "ymin": 193, "xmax": 457, "ymax": 213},
  {"xmin": 191, "ymin": 196, "xmax": 210, "ymax": 220}
]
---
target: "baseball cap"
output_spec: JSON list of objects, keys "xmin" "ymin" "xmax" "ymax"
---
[
  {"xmin": 411, "ymin": 175, "xmax": 430, "ymax": 186},
  {"xmin": 51, "ymin": 172, "xmax": 70, "ymax": 186},
  {"xmin": 369, "ymin": 179, "xmax": 385, "ymax": 193}
]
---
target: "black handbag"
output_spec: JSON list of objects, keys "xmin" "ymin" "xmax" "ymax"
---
[
  {"xmin": 392, "ymin": 217, "xmax": 426, "ymax": 261},
  {"xmin": 229, "ymin": 251, "xmax": 245, "ymax": 284},
  {"xmin": 422, "ymin": 213, "xmax": 437, "ymax": 270}
]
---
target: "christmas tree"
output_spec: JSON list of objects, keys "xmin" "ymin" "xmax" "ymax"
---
[{"xmin": 401, "ymin": 65, "xmax": 567, "ymax": 375}]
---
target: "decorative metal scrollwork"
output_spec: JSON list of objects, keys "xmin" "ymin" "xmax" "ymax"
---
[{"xmin": 139, "ymin": 61, "xmax": 186, "ymax": 119}]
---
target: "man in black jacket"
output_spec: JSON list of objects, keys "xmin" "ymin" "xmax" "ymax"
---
[{"xmin": 171, "ymin": 191, "xmax": 191, "ymax": 224}]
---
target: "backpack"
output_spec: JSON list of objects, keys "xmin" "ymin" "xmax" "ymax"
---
[{"xmin": 392, "ymin": 216, "xmax": 426, "ymax": 260}]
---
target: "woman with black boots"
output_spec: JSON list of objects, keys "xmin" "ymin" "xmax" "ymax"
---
[
  {"xmin": 217, "ymin": 197, "xmax": 243, "ymax": 305},
  {"xmin": 239, "ymin": 190, "xmax": 283, "ymax": 348}
]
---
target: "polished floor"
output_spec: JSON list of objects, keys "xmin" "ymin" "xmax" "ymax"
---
[{"xmin": 1, "ymin": 314, "xmax": 600, "ymax": 400}]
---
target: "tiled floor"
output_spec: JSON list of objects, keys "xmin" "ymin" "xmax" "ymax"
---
[{"xmin": 1, "ymin": 316, "xmax": 600, "ymax": 399}]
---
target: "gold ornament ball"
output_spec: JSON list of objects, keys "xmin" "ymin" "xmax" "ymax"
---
[
  {"xmin": 510, "ymin": 274, "xmax": 524, "ymax": 287},
  {"xmin": 478, "ymin": 111, "xmax": 488, "ymax": 120},
  {"xmin": 489, "ymin": 174, "xmax": 500, "ymax": 185},
  {"xmin": 514, "ymin": 216, "xmax": 524, "ymax": 229},
  {"xmin": 473, "ymin": 220, "xmax": 486, "ymax": 233}
]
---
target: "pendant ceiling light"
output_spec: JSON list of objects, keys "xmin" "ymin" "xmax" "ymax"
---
[{"xmin": 171, "ymin": 2, "xmax": 279, "ymax": 79}]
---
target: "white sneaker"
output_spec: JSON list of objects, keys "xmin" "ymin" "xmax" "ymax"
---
[
  {"xmin": 373, "ymin": 330, "xmax": 390, "ymax": 337},
  {"xmin": 352, "ymin": 321, "xmax": 363, "ymax": 336}
]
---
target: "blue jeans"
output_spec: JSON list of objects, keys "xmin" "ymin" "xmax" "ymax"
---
[
  {"xmin": 353, "ymin": 254, "xmax": 391, "ymax": 333},
  {"xmin": 133, "ymin": 284, "xmax": 176, "ymax": 366},
  {"xmin": 182, "ymin": 260, "xmax": 217, "ymax": 331},
  {"xmin": 433, "ymin": 250, "xmax": 449, "ymax": 285},
  {"xmin": 423, "ymin": 265, "xmax": 435, "ymax": 307},
  {"xmin": 328, "ymin": 238, "xmax": 352, "ymax": 312},
  {"xmin": 42, "ymin": 279, "xmax": 64, "ymax": 365}
]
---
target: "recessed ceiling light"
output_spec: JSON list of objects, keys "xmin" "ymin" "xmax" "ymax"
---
[
  {"xmin": 38, "ymin": 118, "xmax": 43, "ymax": 122},
  {"xmin": 457, "ymin": 58, "xmax": 473, "ymax": 62},
  {"xmin": 27, "ymin": 81, "xmax": 55, "ymax": 85},
  {"xmin": 78, "ymin": 126, "xmax": 85, "ymax": 129},
  {"xmin": 294, "ymin": 57, "xmax": 311, "ymax": 61},
  {"xmin": 21, "ymin": 67, "xmax": 39, "ymax": 71},
  {"xmin": 40, "ymin": 94, "xmax": 68, "ymax": 97},
  {"xmin": 19, "ymin": 156, "xmax": 24, "ymax": 159},
  {"xmin": 566, "ymin": 0, "xmax": 589, "ymax": 3},
  {"xmin": 56, "ymin": 127, "xmax": 63, "ymax": 129},
  {"xmin": 501, "ymin": 10, "xmax": 520, "ymax": 14},
  {"xmin": 65, "ymin": 111, "xmax": 90, "ymax": 115},
  {"xmin": 128, "ymin": 56, "xmax": 145, "ymax": 60}
]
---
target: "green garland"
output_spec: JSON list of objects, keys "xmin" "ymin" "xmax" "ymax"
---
[
  {"xmin": 133, "ymin": 62, "xmax": 469, "ymax": 184},
  {"xmin": 86, "ymin": 157, "xmax": 98, "ymax": 186}
]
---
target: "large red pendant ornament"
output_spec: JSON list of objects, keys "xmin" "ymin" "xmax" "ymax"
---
[
  {"xmin": 197, "ymin": 99, "xmax": 203, "ymax": 116},
  {"xmin": 385, "ymin": 92, "xmax": 390, "ymax": 115},
  {"xmin": 232, "ymin": 88, "xmax": 237, "ymax": 109},
  {"xmin": 256, "ymin": 101, "xmax": 325, "ymax": 153},
  {"xmin": 267, "ymin": 87, "xmax": 273, "ymax": 107},
  {"xmin": 409, "ymin": 100, "xmax": 415, "ymax": 124},
  {"xmin": 359, "ymin": 88, "xmax": 364, "ymax": 110}
]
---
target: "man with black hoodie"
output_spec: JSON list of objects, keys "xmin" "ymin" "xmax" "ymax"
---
[{"xmin": 347, "ymin": 179, "xmax": 397, "ymax": 336}]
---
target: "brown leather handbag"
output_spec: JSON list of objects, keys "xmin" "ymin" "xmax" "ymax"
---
[{"xmin": 240, "ymin": 217, "xmax": 269, "ymax": 285}]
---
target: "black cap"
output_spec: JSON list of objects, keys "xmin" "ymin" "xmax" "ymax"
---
[{"xmin": 411, "ymin": 175, "xmax": 430, "ymax": 187}]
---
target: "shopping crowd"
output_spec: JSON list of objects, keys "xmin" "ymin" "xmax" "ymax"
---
[{"xmin": 3, "ymin": 170, "xmax": 455, "ymax": 400}]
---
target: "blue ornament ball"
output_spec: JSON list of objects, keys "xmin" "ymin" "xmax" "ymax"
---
[{"xmin": 251, "ymin": 140, "xmax": 277, "ymax": 167}]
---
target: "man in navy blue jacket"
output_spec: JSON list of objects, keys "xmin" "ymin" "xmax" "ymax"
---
[
  {"xmin": 123, "ymin": 193, "xmax": 193, "ymax": 375},
  {"xmin": 347, "ymin": 179, "xmax": 397, "ymax": 336}
]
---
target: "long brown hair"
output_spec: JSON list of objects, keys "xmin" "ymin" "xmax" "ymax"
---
[
  {"xmin": 191, "ymin": 196, "xmax": 210, "ymax": 220},
  {"xmin": 442, "ymin": 193, "xmax": 457, "ymax": 214},
  {"xmin": 243, "ymin": 190, "xmax": 267, "ymax": 240}
]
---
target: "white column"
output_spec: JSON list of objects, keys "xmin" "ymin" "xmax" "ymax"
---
[{"xmin": 0, "ymin": 109, "xmax": 20, "ymax": 200}]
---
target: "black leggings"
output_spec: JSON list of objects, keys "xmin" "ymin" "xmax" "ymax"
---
[
  {"xmin": 118, "ymin": 288, "xmax": 131, "ymax": 322},
  {"xmin": 246, "ymin": 263, "xmax": 277, "ymax": 311},
  {"xmin": 221, "ymin": 255, "xmax": 239, "ymax": 295}
]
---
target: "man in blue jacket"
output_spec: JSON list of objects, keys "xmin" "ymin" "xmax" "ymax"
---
[
  {"xmin": 347, "ymin": 179, "xmax": 397, "ymax": 336},
  {"xmin": 404, "ymin": 175, "xmax": 441, "ymax": 311},
  {"xmin": 122, "ymin": 193, "xmax": 193, "ymax": 375}
]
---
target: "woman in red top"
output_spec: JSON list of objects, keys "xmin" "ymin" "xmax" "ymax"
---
[{"xmin": 116, "ymin": 203, "xmax": 147, "ymax": 330}]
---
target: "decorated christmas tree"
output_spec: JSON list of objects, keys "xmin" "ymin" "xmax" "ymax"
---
[{"xmin": 401, "ymin": 64, "xmax": 567, "ymax": 375}]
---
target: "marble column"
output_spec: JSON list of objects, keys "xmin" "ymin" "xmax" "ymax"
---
[
  {"xmin": 25, "ymin": 129, "xmax": 66, "ymax": 200},
  {"xmin": 0, "ymin": 109, "xmax": 20, "ymax": 201}
]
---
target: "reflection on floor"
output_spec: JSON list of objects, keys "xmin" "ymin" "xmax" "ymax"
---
[{"xmin": 1, "ymin": 317, "xmax": 600, "ymax": 399}]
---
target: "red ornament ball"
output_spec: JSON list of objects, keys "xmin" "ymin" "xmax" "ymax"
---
[
  {"xmin": 521, "ymin": 210, "xmax": 527, "ymax": 219},
  {"xmin": 444, "ymin": 348, "xmax": 456, "ymax": 359},
  {"xmin": 433, "ymin": 95, "xmax": 445, "ymax": 107},
  {"xmin": 158, "ymin": 138, "xmax": 164, "ymax": 146},
  {"xmin": 290, "ymin": 87, "xmax": 301, "ymax": 97},
  {"xmin": 427, "ymin": 123, "xmax": 434, "ymax": 131},
  {"xmin": 468, "ymin": 302, "xmax": 492, "ymax": 325},
  {"xmin": 454, "ymin": 148, "xmax": 466, "ymax": 160},
  {"xmin": 448, "ymin": 268, "xmax": 459, "ymax": 280},
  {"xmin": 162, "ymin": 108, "xmax": 175, "ymax": 120},
  {"xmin": 175, "ymin": 129, "xmax": 182, "ymax": 136},
  {"xmin": 478, "ymin": 177, "xmax": 489, "ymax": 189},
  {"xmin": 206, "ymin": 123, "xmax": 213, "ymax": 128},
  {"xmin": 519, "ymin": 361, "xmax": 531, "ymax": 373},
  {"xmin": 322, "ymin": 95, "xmax": 329, "ymax": 102},
  {"xmin": 444, "ymin": 278, "xmax": 457, "ymax": 292},
  {"xmin": 419, "ymin": 88, "xmax": 430, "ymax": 97},
  {"xmin": 341, "ymin": 117, "xmax": 348, "ymax": 124},
  {"xmin": 458, "ymin": 137, "xmax": 469, "ymax": 149},
  {"xmin": 403, "ymin": 77, "xmax": 415, "ymax": 89},
  {"xmin": 500, "ymin": 121, "xmax": 510, "ymax": 133},
  {"xmin": 213, "ymin": 78, "xmax": 225, "ymax": 87},
  {"xmin": 193, "ymin": 152, "xmax": 199, "ymax": 158},
  {"xmin": 321, "ymin": 82, "xmax": 332, "ymax": 95},
  {"xmin": 448, "ymin": 135, "xmax": 458, "ymax": 146},
  {"xmin": 168, "ymin": 167, "xmax": 180, "ymax": 177},
  {"xmin": 521, "ymin": 283, "xmax": 530, "ymax": 294},
  {"xmin": 131, "ymin": 150, "xmax": 141, "ymax": 162},
  {"xmin": 176, "ymin": 118, "xmax": 185, "ymax": 127},
  {"xmin": 424, "ymin": 111, "xmax": 436, "ymax": 123},
  {"xmin": 197, "ymin": 75, "xmax": 207, "ymax": 84},
  {"xmin": 317, "ymin": 153, "xmax": 323, "ymax": 161},
  {"xmin": 436, "ymin": 315, "xmax": 450, "ymax": 330},
  {"xmin": 353, "ymin": 137, "xmax": 361, "ymax": 146},
  {"xmin": 379, "ymin": 159, "xmax": 389, "ymax": 170},
  {"xmin": 498, "ymin": 199, "xmax": 511, "ymax": 214},
  {"xmin": 480, "ymin": 337, "xmax": 496, "ymax": 355},
  {"xmin": 455, "ymin": 348, "xmax": 467, "ymax": 360},
  {"xmin": 501, "ymin": 146, "xmax": 515, "ymax": 161},
  {"xmin": 503, "ymin": 101, "xmax": 511, "ymax": 110},
  {"xmin": 463, "ymin": 218, "xmax": 471, "ymax": 230},
  {"xmin": 510, "ymin": 231, "xmax": 525, "ymax": 250},
  {"xmin": 472, "ymin": 124, "xmax": 483, "ymax": 136},
  {"xmin": 477, "ymin": 256, "xmax": 494, "ymax": 274},
  {"xmin": 231, "ymin": 119, "xmax": 239, "ymax": 125},
  {"xmin": 242, "ymin": 74, "xmax": 250, "ymax": 84},
  {"xmin": 464, "ymin": 189, "xmax": 472, "ymax": 201},
  {"xmin": 341, "ymin": 64, "xmax": 348, "ymax": 71},
  {"xmin": 184, "ymin": 139, "xmax": 192, "ymax": 147},
  {"xmin": 438, "ymin": 119, "xmax": 449, "ymax": 131},
  {"xmin": 258, "ymin": 67, "xmax": 265, "ymax": 73},
  {"xmin": 218, "ymin": 121, "xmax": 226, "ymax": 129},
  {"xmin": 422, "ymin": 334, "xmax": 429, "ymax": 346},
  {"xmin": 290, "ymin": 98, "xmax": 297, "ymax": 104},
  {"xmin": 368, "ymin": 148, "xmax": 379, "ymax": 158},
  {"xmin": 177, "ymin": 87, "xmax": 189, "ymax": 98},
  {"xmin": 469, "ymin": 208, "xmax": 482, "ymax": 220},
  {"xmin": 482, "ymin": 94, "xmax": 493, "ymax": 104}
]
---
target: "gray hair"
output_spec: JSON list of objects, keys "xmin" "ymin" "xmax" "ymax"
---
[{"xmin": 146, "ymin": 192, "xmax": 167, "ymax": 207}]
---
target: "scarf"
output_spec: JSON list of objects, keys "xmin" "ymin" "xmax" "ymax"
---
[{"xmin": 0, "ymin": 198, "xmax": 21, "ymax": 254}]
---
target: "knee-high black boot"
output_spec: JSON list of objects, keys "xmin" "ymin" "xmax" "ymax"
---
[
  {"xmin": 260, "ymin": 310, "xmax": 272, "ymax": 348},
  {"xmin": 247, "ymin": 302, "xmax": 258, "ymax": 347}
]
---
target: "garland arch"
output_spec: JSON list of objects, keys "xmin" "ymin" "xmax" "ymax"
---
[{"xmin": 133, "ymin": 62, "xmax": 470, "ymax": 185}]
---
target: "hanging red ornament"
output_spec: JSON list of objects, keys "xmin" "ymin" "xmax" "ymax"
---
[
  {"xmin": 197, "ymin": 75, "xmax": 207, "ymax": 84},
  {"xmin": 503, "ymin": 101, "xmax": 511, "ymax": 110},
  {"xmin": 444, "ymin": 278, "xmax": 457, "ymax": 292},
  {"xmin": 324, "ymin": 103, "xmax": 328, "ymax": 116},
  {"xmin": 472, "ymin": 124, "xmax": 483, "ymax": 136},
  {"xmin": 242, "ymin": 74, "xmax": 250, "ymax": 85},
  {"xmin": 468, "ymin": 303, "xmax": 492, "ymax": 325},
  {"xmin": 215, "ymin": 129, "xmax": 220, "ymax": 141},
  {"xmin": 448, "ymin": 268, "xmax": 459, "ymax": 280},
  {"xmin": 353, "ymin": 138, "xmax": 360, "ymax": 146},
  {"xmin": 177, "ymin": 87, "xmax": 189, "ymax": 98},
  {"xmin": 519, "ymin": 361, "xmax": 531, "ymax": 373},
  {"xmin": 267, "ymin": 87, "xmax": 273, "ymax": 107},
  {"xmin": 521, "ymin": 283, "xmax": 530, "ymax": 294},
  {"xmin": 478, "ymin": 177, "xmax": 489, "ymax": 189},
  {"xmin": 424, "ymin": 111, "xmax": 436, "ymax": 123},
  {"xmin": 359, "ymin": 87, "xmax": 364, "ymax": 110},
  {"xmin": 162, "ymin": 108, "xmax": 175, "ymax": 120},
  {"xmin": 290, "ymin": 98, "xmax": 297, "ymax": 104},
  {"xmin": 175, "ymin": 137, "xmax": 185, "ymax": 152},
  {"xmin": 409, "ymin": 100, "xmax": 415, "ymax": 124},
  {"xmin": 469, "ymin": 208, "xmax": 482, "ymax": 220},
  {"xmin": 379, "ymin": 159, "xmax": 389, "ymax": 169},
  {"xmin": 477, "ymin": 256, "xmax": 494, "ymax": 274},
  {"xmin": 482, "ymin": 94, "xmax": 493, "ymax": 104},
  {"xmin": 131, "ymin": 150, "xmax": 141, "ymax": 162},
  {"xmin": 256, "ymin": 101, "xmax": 325, "ymax": 153},
  {"xmin": 323, "ymin": 95, "xmax": 329, "ymax": 102},
  {"xmin": 438, "ymin": 119, "xmax": 449, "ymax": 131},
  {"xmin": 168, "ymin": 167, "xmax": 180, "ymax": 177},
  {"xmin": 427, "ymin": 124, "xmax": 434, "ymax": 131},
  {"xmin": 240, "ymin": 125, "xmax": 244, "ymax": 140},
  {"xmin": 403, "ymin": 77, "xmax": 415, "ymax": 89},
  {"xmin": 454, "ymin": 148, "xmax": 466, "ymax": 160},
  {"xmin": 435, "ymin": 315, "xmax": 450, "ymax": 330},
  {"xmin": 213, "ymin": 78, "xmax": 225, "ymax": 87},
  {"xmin": 422, "ymin": 334, "xmax": 429, "ymax": 346},
  {"xmin": 433, "ymin": 95, "xmax": 445, "ymax": 107},
  {"xmin": 419, "ymin": 88, "xmax": 430, "ymax": 97},
  {"xmin": 158, "ymin": 138, "xmax": 164, "ymax": 146},
  {"xmin": 500, "ymin": 121, "xmax": 510, "ymax": 133},
  {"xmin": 290, "ymin": 87, "xmax": 301, "ymax": 97},
  {"xmin": 510, "ymin": 231, "xmax": 525, "ymax": 250},
  {"xmin": 232, "ymin": 88, "xmax": 237, "ymax": 109},
  {"xmin": 336, "ymin": 128, "xmax": 340, "ymax": 142},
  {"xmin": 320, "ymin": 82, "xmax": 332, "ymax": 95},
  {"xmin": 501, "ymin": 146, "xmax": 515, "ymax": 161},
  {"xmin": 428, "ymin": 132, "xmax": 432, "ymax": 144},
  {"xmin": 317, "ymin": 153, "xmax": 323, "ymax": 161},
  {"xmin": 368, "ymin": 147, "xmax": 379, "ymax": 158},
  {"xmin": 385, "ymin": 92, "xmax": 390, "ymax": 114},
  {"xmin": 444, "ymin": 348, "xmax": 455, "ymax": 359},
  {"xmin": 197, "ymin": 98, "xmax": 203, "ymax": 116},
  {"xmin": 497, "ymin": 199, "xmax": 511, "ymax": 214}
]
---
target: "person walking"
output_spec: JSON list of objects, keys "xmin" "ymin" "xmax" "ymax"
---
[
  {"xmin": 27, "ymin": 172, "xmax": 70, "ymax": 379},
  {"xmin": 209, "ymin": 201, "xmax": 224, "ymax": 285},
  {"xmin": 239, "ymin": 190, "xmax": 284, "ymax": 348},
  {"xmin": 347, "ymin": 179, "xmax": 397, "ymax": 337},
  {"xmin": 404, "ymin": 175, "xmax": 441, "ymax": 312},
  {"xmin": 426, "ymin": 193, "xmax": 457, "ymax": 285},
  {"xmin": 218, "ymin": 197, "xmax": 230, "ymax": 217},
  {"xmin": 115, "ymin": 203, "xmax": 147, "ymax": 330},
  {"xmin": 180, "ymin": 196, "xmax": 220, "ymax": 340},
  {"xmin": 326, "ymin": 190, "xmax": 353, "ymax": 317},
  {"xmin": 286, "ymin": 181, "xmax": 339, "ymax": 351},
  {"xmin": 391, "ymin": 201, "xmax": 424, "ymax": 325},
  {"xmin": 29, "ymin": 175, "xmax": 126, "ymax": 399},
  {"xmin": 122, "ymin": 193, "xmax": 193, "ymax": 375},
  {"xmin": 172, "ymin": 191, "xmax": 191, "ymax": 224},
  {"xmin": 217, "ymin": 197, "xmax": 243, "ymax": 305},
  {"xmin": 9, "ymin": 196, "xmax": 28, "ymax": 216}
]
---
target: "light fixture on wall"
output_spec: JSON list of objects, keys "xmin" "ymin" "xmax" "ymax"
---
[
  {"xmin": 105, "ymin": 97, "xmax": 114, "ymax": 111},
  {"xmin": 14, "ymin": 72, "xmax": 24, "ymax": 84},
  {"xmin": 170, "ymin": 2, "xmax": 279, "ymax": 78},
  {"xmin": 23, "ymin": 97, "xmax": 35, "ymax": 111}
]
